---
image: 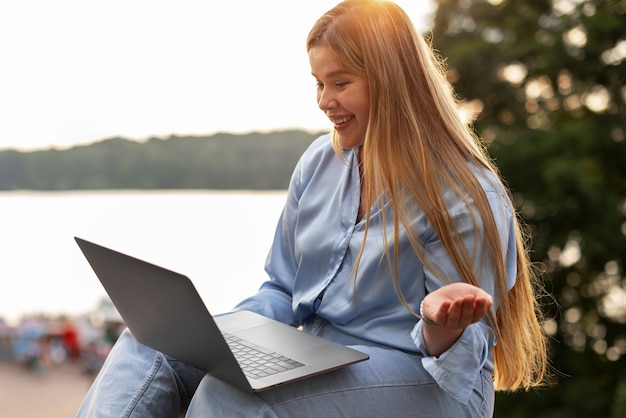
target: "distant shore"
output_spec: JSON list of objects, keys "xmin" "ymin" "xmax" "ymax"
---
[{"xmin": 0, "ymin": 360, "xmax": 90, "ymax": 417}]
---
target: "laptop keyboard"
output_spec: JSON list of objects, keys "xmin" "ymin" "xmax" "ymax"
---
[{"xmin": 222, "ymin": 332, "xmax": 305, "ymax": 379}]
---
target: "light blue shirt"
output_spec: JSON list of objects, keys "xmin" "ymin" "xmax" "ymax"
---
[{"xmin": 235, "ymin": 134, "xmax": 517, "ymax": 404}]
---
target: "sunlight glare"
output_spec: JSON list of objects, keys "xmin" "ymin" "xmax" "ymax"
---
[
  {"xmin": 497, "ymin": 63, "xmax": 528, "ymax": 86},
  {"xmin": 583, "ymin": 85, "xmax": 611, "ymax": 113}
]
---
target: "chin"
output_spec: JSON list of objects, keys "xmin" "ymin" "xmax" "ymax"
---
[{"xmin": 335, "ymin": 135, "xmax": 364, "ymax": 150}]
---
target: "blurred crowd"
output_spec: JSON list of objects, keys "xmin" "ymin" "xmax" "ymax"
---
[{"xmin": 0, "ymin": 298, "xmax": 124, "ymax": 375}]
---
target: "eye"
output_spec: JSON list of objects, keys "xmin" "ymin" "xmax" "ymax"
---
[{"xmin": 335, "ymin": 81, "xmax": 349, "ymax": 88}]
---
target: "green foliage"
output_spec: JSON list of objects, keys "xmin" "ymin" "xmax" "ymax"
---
[
  {"xmin": 612, "ymin": 380, "xmax": 626, "ymax": 418},
  {"xmin": 0, "ymin": 130, "xmax": 323, "ymax": 190},
  {"xmin": 432, "ymin": 0, "xmax": 626, "ymax": 416}
]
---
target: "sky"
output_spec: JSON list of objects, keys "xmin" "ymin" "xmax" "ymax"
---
[{"xmin": 0, "ymin": 0, "xmax": 436, "ymax": 151}]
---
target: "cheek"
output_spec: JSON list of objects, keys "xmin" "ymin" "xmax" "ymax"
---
[
  {"xmin": 358, "ymin": 90, "xmax": 370, "ymax": 118},
  {"xmin": 359, "ymin": 100, "xmax": 370, "ymax": 123}
]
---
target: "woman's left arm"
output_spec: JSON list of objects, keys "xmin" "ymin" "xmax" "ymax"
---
[{"xmin": 411, "ymin": 185, "xmax": 517, "ymax": 403}]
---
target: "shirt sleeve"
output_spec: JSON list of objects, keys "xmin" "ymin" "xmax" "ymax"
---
[
  {"xmin": 233, "ymin": 156, "xmax": 304, "ymax": 326},
  {"xmin": 410, "ymin": 186, "xmax": 516, "ymax": 404},
  {"xmin": 411, "ymin": 320, "xmax": 493, "ymax": 404}
]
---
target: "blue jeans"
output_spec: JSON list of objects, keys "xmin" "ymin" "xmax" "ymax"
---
[{"xmin": 77, "ymin": 318, "xmax": 494, "ymax": 417}]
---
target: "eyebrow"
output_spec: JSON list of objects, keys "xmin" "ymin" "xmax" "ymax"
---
[{"xmin": 311, "ymin": 69, "xmax": 352, "ymax": 79}]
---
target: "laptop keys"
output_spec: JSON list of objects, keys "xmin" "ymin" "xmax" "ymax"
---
[{"xmin": 222, "ymin": 332, "xmax": 305, "ymax": 378}]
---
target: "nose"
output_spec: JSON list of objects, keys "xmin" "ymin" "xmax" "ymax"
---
[{"xmin": 317, "ymin": 88, "xmax": 338, "ymax": 112}]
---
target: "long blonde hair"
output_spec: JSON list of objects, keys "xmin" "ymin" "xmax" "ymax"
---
[{"xmin": 307, "ymin": 0, "xmax": 547, "ymax": 391}]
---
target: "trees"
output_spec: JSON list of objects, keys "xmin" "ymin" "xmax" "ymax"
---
[
  {"xmin": 431, "ymin": 0, "xmax": 626, "ymax": 416},
  {"xmin": 0, "ymin": 130, "xmax": 320, "ymax": 190}
]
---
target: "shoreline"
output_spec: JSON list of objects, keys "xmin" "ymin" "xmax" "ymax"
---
[{"xmin": 0, "ymin": 360, "xmax": 91, "ymax": 417}]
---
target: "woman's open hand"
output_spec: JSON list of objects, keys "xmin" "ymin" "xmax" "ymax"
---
[
  {"xmin": 422, "ymin": 282, "xmax": 493, "ymax": 329},
  {"xmin": 420, "ymin": 283, "xmax": 493, "ymax": 356}
]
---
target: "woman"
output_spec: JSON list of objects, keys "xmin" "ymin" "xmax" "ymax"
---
[{"xmin": 77, "ymin": 1, "xmax": 547, "ymax": 416}]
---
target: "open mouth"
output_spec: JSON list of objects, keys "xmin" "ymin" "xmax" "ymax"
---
[{"xmin": 329, "ymin": 115, "xmax": 354, "ymax": 128}]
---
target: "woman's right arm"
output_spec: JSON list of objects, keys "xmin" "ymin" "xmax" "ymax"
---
[{"xmin": 232, "ymin": 157, "xmax": 305, "ymax": 326}]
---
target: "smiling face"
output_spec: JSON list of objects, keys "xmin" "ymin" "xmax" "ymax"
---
[{"xmin": 309, "ymin": 45, "xmax": 370, "ymax": 150}]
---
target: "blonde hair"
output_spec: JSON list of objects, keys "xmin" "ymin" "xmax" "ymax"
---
[{"xmin": 307, "ymin": 0, "xmax": 547, "ymax": 391}]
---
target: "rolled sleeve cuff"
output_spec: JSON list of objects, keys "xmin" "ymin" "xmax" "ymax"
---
[
  {"xmin": 410, "ymin": 321, "xmax": 491, "ymax": 405},
  {"xmin": 233, "ymin": 283, "xmax": 297, "ymax": 326}
]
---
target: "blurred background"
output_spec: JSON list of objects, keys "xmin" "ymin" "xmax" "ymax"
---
[{"xmin": 0, "ymin": 0, "xmax": 625, "ymax": 417}]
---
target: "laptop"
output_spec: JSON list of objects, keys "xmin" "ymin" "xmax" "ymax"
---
[{"xmin": 74, "ymin": 237, "xmax": 369, "ymax": 393}]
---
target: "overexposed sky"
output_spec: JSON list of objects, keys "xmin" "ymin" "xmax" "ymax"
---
[{"xmin": 0, "ymin": 0, "xmax": 435, "ymax": 151}]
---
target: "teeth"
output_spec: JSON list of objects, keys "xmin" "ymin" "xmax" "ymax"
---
[{"xmin": 331, "ymin": 115, "xmax": 353, "ymax": 125}]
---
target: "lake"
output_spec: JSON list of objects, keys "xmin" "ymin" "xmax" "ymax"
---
[{"xmin": 0, "ymin": 190, "xmax": 288, "ymax": 326}]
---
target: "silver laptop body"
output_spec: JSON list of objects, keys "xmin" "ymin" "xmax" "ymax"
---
[{"xmin": 74, "ymin": 237, "xmax": 369, "ymax": 392}]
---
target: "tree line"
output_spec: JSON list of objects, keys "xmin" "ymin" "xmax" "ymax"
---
[{"xmin": 0, "ymin": 130, "xmax": 324, "ymax": 190}]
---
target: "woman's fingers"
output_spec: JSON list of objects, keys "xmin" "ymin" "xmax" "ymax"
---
[{"xmin": 431, "ymin": 291, "xmax": 493, "ymax": 329}]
